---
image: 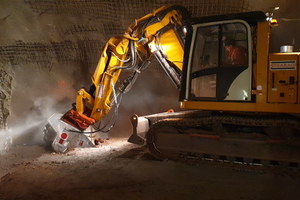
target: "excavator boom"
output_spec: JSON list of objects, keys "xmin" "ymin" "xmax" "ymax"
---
[{"xmin": 44, "ymin": 5, "xmax": 190, "ymax": 152}]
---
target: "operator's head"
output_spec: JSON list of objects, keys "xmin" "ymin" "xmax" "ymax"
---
[{"xmin": 223, "ymin": 36, "xmax": 236, "ymax": 47}]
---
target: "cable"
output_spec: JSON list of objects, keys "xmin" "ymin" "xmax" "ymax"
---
[
  {"xmin": 111, "ymin": 40, "xmax": 138, "ymax": 70},
  {"xmin": 111, "ymin": 51, "xmax": 131, "ymax": 63},
  {"xmin": 92, "ymin": 79, "xmax": 123, "ymax": 133}
]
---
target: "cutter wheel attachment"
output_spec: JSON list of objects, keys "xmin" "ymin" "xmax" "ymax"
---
[{"xmin": 61, "ymin": 109, "xmax": 95, "ymax": 131}]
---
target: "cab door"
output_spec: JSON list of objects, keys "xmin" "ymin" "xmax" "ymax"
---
[{"xmin": 185, "ymin": 20, "xmax": 252, "ymax": 102}]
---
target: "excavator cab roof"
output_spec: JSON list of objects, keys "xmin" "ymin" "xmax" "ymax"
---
[{"xmin": 192, "ymin": 11, "xmax": 267, "ymax": 26}]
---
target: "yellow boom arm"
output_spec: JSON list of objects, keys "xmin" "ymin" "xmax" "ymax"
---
[{"xmin": 61, "ymin": 5, "xmax": 190, "ymax": 131}]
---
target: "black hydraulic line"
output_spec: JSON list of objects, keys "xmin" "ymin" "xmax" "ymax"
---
[
  {"xmin": 153, "ymin": 50, "xmax": 181, "ymax": 90},
  {"xmin": 112, "ymin": 40, "xmax": 137, "ymax": 70},
  {"xmin": 119, "ymin": 59, "xmax": 151, "ymax": 94},
  {"xmin": 132, "ymin": 5, "xmax": 191, "ymax": 39}
]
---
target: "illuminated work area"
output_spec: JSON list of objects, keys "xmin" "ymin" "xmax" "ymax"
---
[{"xmin": 1, "ymin": 0, "xmax": 300, "ymax": 199}]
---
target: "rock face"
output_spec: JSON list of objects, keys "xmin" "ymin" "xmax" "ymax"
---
[
  {"xmin": 0, "ymin": 65, "xmax": 13, "ymax": 153},
  {"xmin": 0, "ymin": 65, "xmax": 13, "ymax": 129}
]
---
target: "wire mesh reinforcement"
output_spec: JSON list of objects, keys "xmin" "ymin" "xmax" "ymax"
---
[
  {"xmin": 2, "ymin": 0, "xmax": 250, "ymax": 67},
  {"xmin": 0, "ymin": 40, "xmax": 104, "ymax": 69},
  {"xmin": 23, "ymin": 0, "xmax": 250, "ymax": 20}
]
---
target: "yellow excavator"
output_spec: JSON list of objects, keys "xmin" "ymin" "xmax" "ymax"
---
[{"xmin": 44, "ymin": 5, "xmax": 300, "ymax": 168}]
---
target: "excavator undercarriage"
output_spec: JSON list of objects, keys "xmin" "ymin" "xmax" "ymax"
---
[{"xmin": 129, "ymin": 110, "xmax": 300, "ymax": 175}]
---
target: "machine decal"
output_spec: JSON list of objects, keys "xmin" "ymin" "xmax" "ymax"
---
[{"xmin": 270, "ymin": 60, "xmax": 297, "ymax": 70}]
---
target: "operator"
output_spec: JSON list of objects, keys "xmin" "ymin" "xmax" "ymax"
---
[{"xmin": 223, "ymin": 37, "xmax": 248, "ymax": 65}]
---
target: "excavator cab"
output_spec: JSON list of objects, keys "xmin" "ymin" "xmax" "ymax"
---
[
  {"xmin": 184, "ymin": 20, "xmax": 251, "ymax": 101},
  {"xmin": 180, "ymin": 11, "xmax": 300, "ymax": 113},
  {"xmin": 180, "ymin": 12, "xmax": 266, "ymax": 104}
]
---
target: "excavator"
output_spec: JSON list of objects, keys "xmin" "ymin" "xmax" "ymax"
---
[{"xmin": 44, "ymin": 5, "xmax": 300, "ymax": 169}]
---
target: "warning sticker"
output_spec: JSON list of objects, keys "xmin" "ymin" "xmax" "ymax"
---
[{"xmin": 270, "ymin": 60, "xmax": 297, "ymax": 70}]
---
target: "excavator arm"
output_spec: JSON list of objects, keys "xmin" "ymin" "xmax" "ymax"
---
[
  {"xmin": 45, "ymin": 5, "xmax": 190, "ymax": 152},
  {"xmin": 61, "ymin": 36, "xmax": 132, "ymax": 131}
]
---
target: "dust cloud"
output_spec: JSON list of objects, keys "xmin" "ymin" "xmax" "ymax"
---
[
  {"xmin": 108, "ymin": 63, "xmax": 181, "ymax": 138},
  {"xmin": 0, "ymin": 96, "xmax": 66, "ymax": 153}
]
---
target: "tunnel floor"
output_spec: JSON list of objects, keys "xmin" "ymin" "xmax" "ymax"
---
[{"xmin": 1, "ymin": 137, "xmax": 300, "ymax": 200}]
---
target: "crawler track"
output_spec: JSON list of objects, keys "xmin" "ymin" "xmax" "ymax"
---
[{"xmin": 146, "ymin": 112, "xmax": 300, "ymax": 177}]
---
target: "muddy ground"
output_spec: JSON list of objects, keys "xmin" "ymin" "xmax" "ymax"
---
[{"xmin": 1, "ymin": 137, "xmax": 300, "ymax": 200}]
